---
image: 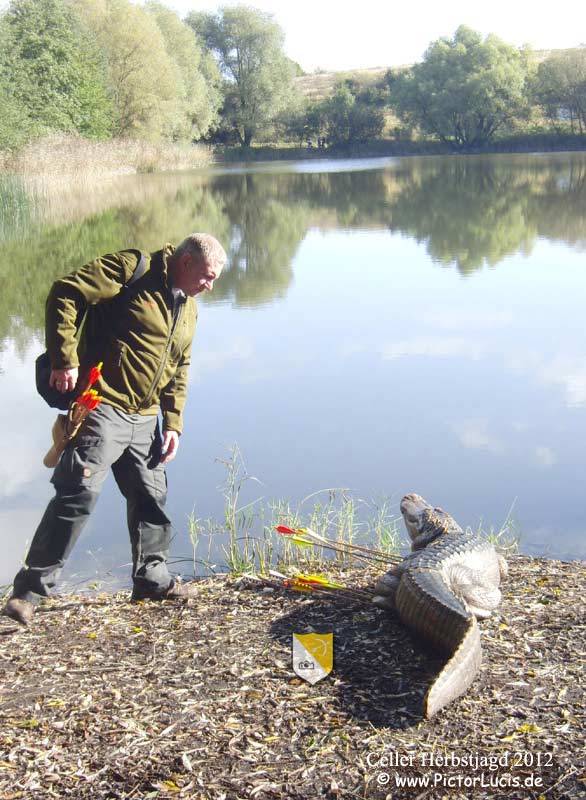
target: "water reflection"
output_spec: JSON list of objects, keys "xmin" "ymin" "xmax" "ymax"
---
[
  {"xmin": 2, "ymin": 153, "xmax": 586, "ymax": 577},
  {"xmin": 211, "ymin": 174, "xmax": 308, "ymax": 306},
  {"xmin": 2, "ymin": 154, "xmax": 586, "ymax": 351}
]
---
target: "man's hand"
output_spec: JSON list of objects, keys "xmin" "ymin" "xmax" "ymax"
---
[
  {"xmin": 160, "ymin": 430, "xmax": 179, "ymax": 464},
  {"xmin": 50, "ymin": 367, "xmax": 79, "ymax": 393}
]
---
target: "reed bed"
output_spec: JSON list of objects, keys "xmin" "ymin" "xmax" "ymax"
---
[
  {"xmin": 182, "ymin": 446, "xmax": 519, "ymax": 579},
  {"xmin": 0, "ymin": 133, "xmax": 213, "ymax": 180}
]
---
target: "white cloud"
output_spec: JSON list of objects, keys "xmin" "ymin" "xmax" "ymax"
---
[
  {"xmin": 506, "ymin": 349, "xmax": 586, "ymax": 407},
  {"xmin": 427, "ymin": 309, "xmax": 514, "ymax": 330},
  {"xmin": 189, "ymin": 336, "xmax": 255, "ymax": 382},
  {"xmin": 537, "ymin": 355, "xmax": 586, "ymax": 407},
  {"xmin": 381, "ymin": 336, "xmax": 485, "ymax": 361},
  {"xmin": 0, "ymin": 339, "xmax": 56, "ymax": 499},
  {"xmin": 534, "ymin": 446, "xmax": 557, "ymax": 468},
  {"xmin": 453, "ymin": 418, "xmax": 506, "ymax": 454}
]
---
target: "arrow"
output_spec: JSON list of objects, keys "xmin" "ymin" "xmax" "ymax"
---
[{"xmin": 275, "ymin": 525, "xmax": 402, "ymax": 565}]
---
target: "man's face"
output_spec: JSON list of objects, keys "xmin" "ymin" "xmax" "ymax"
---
[{"xmin": 175, "ymin": 252, "xmax": 223, "ymax": 297}]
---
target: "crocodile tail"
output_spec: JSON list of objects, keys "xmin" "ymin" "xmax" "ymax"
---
[{"xmin": 424, "ymin": 617, "xmax": 482, "ymax": 718}]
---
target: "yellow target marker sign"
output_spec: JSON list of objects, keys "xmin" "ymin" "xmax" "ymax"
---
[{"xmin": 292, "ymin": 632, "xmax": 333, "ymax": 684}]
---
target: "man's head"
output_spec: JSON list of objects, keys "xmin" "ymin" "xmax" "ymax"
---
[{"xmin": 170, "ymin": 233, "xmax": 227, "ymax": 297}]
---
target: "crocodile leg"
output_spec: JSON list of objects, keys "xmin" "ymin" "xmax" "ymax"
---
[
  {"xmin": 371, "ymin": 574, "xmax": 401, "ymax": 609},
  {"xmin": 447, "ymin": 564, "xmax": 503, "ymax": 619}
]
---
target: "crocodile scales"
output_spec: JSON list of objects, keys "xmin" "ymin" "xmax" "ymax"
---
[{"xmin": 373, "ymin": 493, "xmax": 508, "ymax": 717}]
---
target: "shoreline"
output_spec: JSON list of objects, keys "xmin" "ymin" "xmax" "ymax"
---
[
  {"xmin": 1, "ymin": 554, "xmax": 584, "ymax": 799},
  {"xmin": 1, "ymin": 133, "xmax": 585, "ymax": 180},
  {"xmin": 217, "ymin": 136, "xmax": 586, "ymax": 164}
]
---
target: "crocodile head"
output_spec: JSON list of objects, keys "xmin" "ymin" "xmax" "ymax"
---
[{"xmin": 401, "ymin": 493, "xmax": 459, "ymax": 550}]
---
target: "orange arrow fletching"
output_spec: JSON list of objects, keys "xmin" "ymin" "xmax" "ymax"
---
[
  {"xmin": 77, "ymin": 390, "xmax": 103, "ymax": 411},
  {"xmin": 88, "ymin": 361, "xmax": 103, "ymax": 385}
]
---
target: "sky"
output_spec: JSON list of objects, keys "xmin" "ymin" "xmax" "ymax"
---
[{"xmin": 166, "ymin": 0, "xmax": 586, "ymax": 72}]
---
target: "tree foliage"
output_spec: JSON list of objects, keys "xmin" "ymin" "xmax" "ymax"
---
[
  {"xmin": 144, "ymin": 2, "xmax": 221, "ymax": 141},
  {"xmin": 319, "ymin": 82, "xmax": 385, "ymax": 145},
  {"xmin": 0, "ymin": 55, "xmax": 33, "ymax": 150},
  {"xmin": 387, "ymin": 26, "xmax": 529, "ymax": 150},
  {"xmin": 281, "ymin": 81, "xmax": 384, "ymax": 147},
  {"xmin": 75, "ymin": 0, "xmax": 183, "ymax": 140},
  {"xmin": 0, "ymin": 0, "xmax": 114, "ymax": 140},
  {"xmin": 188, "ymin": 5, "xmax": 299, "ymax": 146},
  {"xmin": 534, "ymin": 48, "xmax": 586, "ymax": 134}
]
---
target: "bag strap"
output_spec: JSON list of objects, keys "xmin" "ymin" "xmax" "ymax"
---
[
  {"xmin": 125, "ymin": 252, "xmax": 147, "ymax": 288},
  {"xmin": 75, "ymin": 252, "xmax": 148, "ymax": 342}
]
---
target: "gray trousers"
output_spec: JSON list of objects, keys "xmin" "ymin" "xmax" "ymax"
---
[{"xmin": 13, "ymin": 403, "xmax": 173, "ymax": 603}]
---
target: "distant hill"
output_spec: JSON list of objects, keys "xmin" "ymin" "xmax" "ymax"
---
[
  {"xmin": 294, "ymin": 66, "xmax": 392, "ymax": 101},
  {"xmin": 294, "ymin": 48, "xmax": 571, "ymax": 101}
]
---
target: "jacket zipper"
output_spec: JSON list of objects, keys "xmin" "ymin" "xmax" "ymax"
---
[{"xmin": 138, "ymin": 296, "xmax": 184, "ymax": 410}]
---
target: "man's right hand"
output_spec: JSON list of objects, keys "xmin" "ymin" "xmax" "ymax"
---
[{"xmin": 50, "ymin": 367, "xmax": 79, "ymax": 393}]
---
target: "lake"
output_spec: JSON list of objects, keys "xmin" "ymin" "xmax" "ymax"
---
[{"xmin": 1, "ymin": 152, "xmax": 585, "ymax": 590}]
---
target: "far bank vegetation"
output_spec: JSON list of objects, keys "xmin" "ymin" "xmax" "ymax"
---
[{"xmin": 1, "ymin": 0, "xmax": 585, "ymax": 177}]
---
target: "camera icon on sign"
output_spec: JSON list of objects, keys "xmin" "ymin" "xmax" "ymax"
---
[{"xmin": 297, "ymin": 660, "xmax": 315, "ymax": 670}]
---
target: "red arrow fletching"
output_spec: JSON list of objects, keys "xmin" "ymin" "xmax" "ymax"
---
[{"xmin": 275, "ymin": 525, "xmax": 298, "ymax": 535}]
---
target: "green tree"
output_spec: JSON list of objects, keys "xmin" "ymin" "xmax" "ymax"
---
[
  {"xmin": 388, "ymin": 25, "xmax": 529, "ymax": 150},
  {"xmin": 145, "ymin": 2, "xmax": 221, "ymax": 141},
  {"xmin": 534, "ymin": 48, "xmax": 586, "ymax": 134},
  {"xmin": 279, "ymin": 102, "xmax": 324, "ymax": 146},
  {"xmin": 0, "ymin": 0, "xmax": 114, "ymax": 139},
  {"xmin": 0, "ymin": 20, "xmax": 32, "ymax": 149},
  {"xmin": 0, "ymin": 72, "xmax": 33, "ymax": 150},
  {"xmin": 320, "ymin": 82, "xmax": 385, "ymax": 145},
  {"xmin": 188, "ymin": 5, "xmax": 299, "ymax": 146},
  {"xmin": 75, "ymin": 0, "xmax": 180, "ymax": 140}
]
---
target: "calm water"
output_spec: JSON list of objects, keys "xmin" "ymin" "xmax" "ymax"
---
[{"xmin": 2, "ymin": 152, "xmax": 586, "ymax": 588}]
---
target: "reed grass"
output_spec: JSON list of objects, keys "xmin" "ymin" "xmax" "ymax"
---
[
  {"xmin": 0, "ymin": 175, "xmax": 38, "ymax": 240},
  {"xmin": 0, "ymin": 133, "xmax": 213, "ymax": 179},
  {"xmin": 185, "ymin": 445, "xmax": 404, "ymax": 577},
  {"xmin": 183, "ymin": 446, "xmax": 520, "ymax": 578}
]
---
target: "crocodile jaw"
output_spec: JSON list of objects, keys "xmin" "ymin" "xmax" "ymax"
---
[
  {"xmin": 400, "ymin": 493, "xmax": 432, "ymax": 542},
  {"xmin": 401, "ymin": 493, "xmax": 462, "ymax": 549}
]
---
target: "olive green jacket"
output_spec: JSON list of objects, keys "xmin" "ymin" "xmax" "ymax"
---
[{"xmin": 45, "ymin": 244, "xmax": 197, "ymax": 434}]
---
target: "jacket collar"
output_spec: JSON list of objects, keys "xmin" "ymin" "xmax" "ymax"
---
[{"xmin": 160, "ymin": 243, "xmax": 176, "ymax": 292}]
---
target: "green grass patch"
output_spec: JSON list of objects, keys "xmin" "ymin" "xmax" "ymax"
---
[{"xmin": 184, "ymin": 445, "xmax": 403, "ymax": 577}]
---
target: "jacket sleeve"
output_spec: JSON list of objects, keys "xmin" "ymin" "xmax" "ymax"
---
[
  {"xmin": 45, "ymin": 250, "xmax": 140, "ymax": 370},
  {"xmin": 160, "ymin": 303, "xmax": 197, "ymax": 435},
  {"xmin": 159, "ymin": 341, "xmax": 192, "ymax": 435}
]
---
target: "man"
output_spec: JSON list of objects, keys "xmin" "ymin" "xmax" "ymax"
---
[{"xmin": 3, "ymin": 234, "xmax": 226, "ymax": 625}]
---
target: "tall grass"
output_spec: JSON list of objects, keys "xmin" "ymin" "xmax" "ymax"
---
[
  {"xmin": 0, "ymin": 133, "xmax": 213, "ymax": 179},
  {"xmin": 0, "ymin": 175, "xmax": 38, "ymax": 240},
  {"xmin": 181, "ymin": 445, "xmax": 520, "ymax": 578},
  {"xmin": 185, "ymin": 445, "xmax": 403, "ymax": 577}
]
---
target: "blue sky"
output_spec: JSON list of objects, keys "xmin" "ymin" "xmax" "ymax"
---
[{"xmin": 165, "ymin": 0, "xmax": 586, "ymax": 71}]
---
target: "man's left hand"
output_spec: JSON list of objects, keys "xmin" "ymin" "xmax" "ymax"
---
[{"xmin": 160, "ymin": 430, "xmax": 179, "ymax": 464}]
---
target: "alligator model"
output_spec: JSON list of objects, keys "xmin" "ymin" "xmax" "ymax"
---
[{"xmin": 372, "ymin": 493, "xmax": 508, "ymax": 717}]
